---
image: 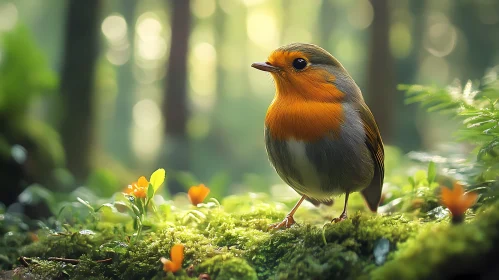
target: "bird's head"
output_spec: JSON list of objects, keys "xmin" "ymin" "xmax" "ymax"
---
[{"xmin": 251, "ymin": 43, "xmax": 362, "ymax": 102}]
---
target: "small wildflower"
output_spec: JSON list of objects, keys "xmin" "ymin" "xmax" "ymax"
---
[
  {"xmin": 198, "ymin": 273, "xmax": 211, "ymax": 280},
  {"xmin": 188, "ymin": 184, "xmax": 210, "ymax": 206},
  {"xmin": 124, "ymin": 176, "xmax": 149, "ymax": 198},
  {"xmin": 440, "ymin": 183, "xmax": 478, "ymax": 224},
  {"xmin": 186, "ymin": 264, "xmax": 195, "ymax": 277},
  {"xmin": 28, "ymin": 232, "xmax": 39, "ymax": 242},
  {"xmin": 161, "ymin": 244, "xmax": 184, "ymax": 273}
]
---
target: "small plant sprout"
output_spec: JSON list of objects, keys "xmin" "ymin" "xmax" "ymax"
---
[
  {"xmin": 188, "ymin": 184, "xmax": 210, "ymax": 206},
  {"xmin": 440, "ymin": 183, "xmax": 478, "ymax": 224},
  {"xmin": 161, "ymin": 244, "xmax": 185, "ymax": 273},
  {"xmin": 122, "ymin": 168, "xmax": 166, "ymax": 239}
]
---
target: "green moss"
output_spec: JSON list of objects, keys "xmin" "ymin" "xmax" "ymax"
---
[
  {"xmin": 244, "ymin": 213, "xmax": 426, "ymax": 279},
  {"xmin": 20, "ymin": 230, "xmax": 104, "ymax": 259},
  {"xmin": 370, "ymin": 201, "xmax": 499, "ymax": 279},
  {"xmin": 5, "ymin": 195, "xmax": 499, "ymax": 279},
  {"xmin": 25, "ymin": 259, "xmax": 73, "ymax": 279},
  {"xmin": 274, "ymin": 243, "xmax": 361, "ymax": 280},
  {"xmin": 197, "ymin": 254, "xmax": 257, "ymax": 280}
]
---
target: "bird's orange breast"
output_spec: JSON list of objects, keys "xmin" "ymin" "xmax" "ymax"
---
[
  {"xmin": 265, "ymin": 68, "xmax": 345, "ymax": 142},
  {"xmin": 265, "ymin": 99, "xmax": 344, "ymax": 142}
]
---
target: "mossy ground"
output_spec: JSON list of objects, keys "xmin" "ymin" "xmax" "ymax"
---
[{"xmin": 2, "ymin": 191, "xmax": 499, "ymax": 280}]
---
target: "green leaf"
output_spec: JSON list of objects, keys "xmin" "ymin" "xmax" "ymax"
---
[
  {"xmin": 136, "ymin": 198, "xmax": 145, "ymax": 215},
  {"xmin": 149, "ymin": 168, "xmax": 166, "ymax": 193},
  {"xmin": 427, "ymin": 161, "xmax": 436, "ymax": 185},
  {"xmin": 414, "ymin": 170, "xmax": 427, "ymax": 185},
  {"xmin": 131, "ymin": 204, "xmax": 141, "ymax": 218},
  {"xmin": 94, "ymin": 203, "xmax": 113, "ymax": 212},
  {"xmin": 478, "ymin": 138, "xmax": 499, "ymax": 161},
  {"xmin": 408, "ymin": 177, "xmax": 416, "ymax": 188},
  {"xmin": 57, "ymin": 205, "xmax": 67, "ymax": 220},
  {"xmin": 147, "ymin": 183, "xmax": 154, "ymax": 200},
  {"xmin": 98, "ymin": 204, "xmax": 131, "ymax": 224},
  {"xmin": 76, "ymin": 197, "xmax": 94, "ymax": 212}
]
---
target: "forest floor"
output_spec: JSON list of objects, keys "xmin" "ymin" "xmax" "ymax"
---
[{"xmin": 1, "ymin": 189, "xmax": 499, "ymax": 280}]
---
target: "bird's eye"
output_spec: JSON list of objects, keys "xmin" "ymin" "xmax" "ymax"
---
[{"xmin": 292, "ymin": 58, "xmax": 307, "ymax": 70}]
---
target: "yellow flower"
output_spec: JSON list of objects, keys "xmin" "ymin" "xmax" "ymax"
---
[
  {"xmin": 188, "ymin": 184, "xmax": 210, "ymax": 206},
  {"xmin": 161, "ymin": 244, "xmax": 184, "ymax": 273},
  {"xmin": 124, "ymin": 176, "xmax": 149, "ymax": 198},
  {"xmin": 440, "ymin": 183, "xmax": 478, "ymax": 223}
]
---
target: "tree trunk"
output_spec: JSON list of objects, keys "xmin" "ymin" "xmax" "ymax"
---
[
  {"xmin": 366, "ymin": 0, "xmax": 395, "ymax": 144},
  {"xmin": 162, "ymin": 0, "xmax": 191, "ymax": 194},
  {"xmin": 60, "ymin": 0, "xmax": 100, "ymax": 182}
]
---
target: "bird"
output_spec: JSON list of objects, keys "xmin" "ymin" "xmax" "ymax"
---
[{"xmin": 251, "ymin": 43, "xmax": 384, "ymax": 229}]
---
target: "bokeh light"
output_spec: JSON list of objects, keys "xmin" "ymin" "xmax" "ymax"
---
[
  {"xmin": 192, "ymin": 43, "xmax": 217, "ymax": 74},
  {"xmin": 136, "ymin": 12, "xmax": 168, "ymax": 62},
  {"xmin": 106, "ymin": 46, "xmax": 130, "ymax": 66},
  {"xmin": 101, "ymin": 13, "xmax": 130, "ymax": 66},
  {"xmin": 133, "ymin": 99, "xmax": 162, "ymax": 130},
  {"xmin": 131, "ymin": 122, "xmax": 162, "ymax": 164},
  {"xmin": 0, "ymin": 2, "xmax": 18, "ymax": 31},
  {"xmin": 101, "ymin": 14, "xmax": 127, "ymax": 43},
  {"xmin": 189, "ymin": 42, "xmax": 217, "ymax": 103},
  {"xmin": 423, "ymin": 13, "xmax": 457, "ymax": 58},
  {"xmin": 190, "ymin": 24, "xmax": 215, "ymax": 46},
  {"xmin": 347, "ymin": 0, "xmax": 374, "ymax": 30},
  {"xmin": 243, "ymin": 0, "xmax": 267, "ymax": 7},
  {"xmin": 132, "ymin": 97, "xmax": 163, "ymax": 163},
  {"xmin": 219, "ymin": 0, "xmax": 240, "ymax": 14},
  {"xmin": 136, "ymin": 13, "xmax": 162, "ymax": 41},
  {"xmin": 247, "ymin": 9, "xmax": 278, "ymax": 50},
  {"xmin": 334, "ymin": 37, "xmax": 362, "ymax": 64},
  {"xmin": 191, "ymin": 0, "xmax": 215, "ymax": 19},
  {"xmin": 390, "ymin": 22, "xmax": 412, "ymax": 58}
]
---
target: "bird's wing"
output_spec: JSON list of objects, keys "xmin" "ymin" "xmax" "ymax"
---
[{"xmin": 356, "ymin": 101, "xmax": 384, "ymax": 212}]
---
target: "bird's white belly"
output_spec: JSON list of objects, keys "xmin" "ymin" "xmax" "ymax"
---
[{"xmin": 285, "ymin": 139, "xmax": 327, "ymax": 197}]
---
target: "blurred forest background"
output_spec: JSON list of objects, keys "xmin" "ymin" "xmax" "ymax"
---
[{"xmin": 1, "ymin": 0, "xmax": 499, "ymax": 215}]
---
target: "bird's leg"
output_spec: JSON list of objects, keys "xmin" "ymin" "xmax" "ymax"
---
[
  {"xmin": 269, "ymin": 196, "xmax": 306, "ymax": 230},
  {"xmin": 332, "ymin": 192, "xmax": 349, "ymax": 223}
]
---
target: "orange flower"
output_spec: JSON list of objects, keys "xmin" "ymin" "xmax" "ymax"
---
[
  {"xmin": 28, "ymin": 232, "xmax": 39, "ymax": 242},
  {"xmin": 188, "ymin": 184, "xmax": 210, "ymax": 206},
  {"xmin": 440, "ymin": 183, "xmax": 478, "ymax": 223},
  {"xmin": 161, "ymin": 244, "xmax": 184, "ymax": 273},
  {"xmin": 124, "ymin": 176, "xmax": 149, "ymax": 198}
]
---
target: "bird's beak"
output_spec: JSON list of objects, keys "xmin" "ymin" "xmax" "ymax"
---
[{"xmin": 251, "ymin": 62, "xmax": 280, "ymax": 73}]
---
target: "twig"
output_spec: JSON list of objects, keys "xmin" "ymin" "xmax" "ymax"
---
[
  {"xmin": 96, "ymin": 258, "xmax": 113, "ymax": 263},
  {"xmin": 47, "ymin": 257, "xmax": 80, "ymax": 264},
  {"xmin": 18, "ymin": 257, "xmax": 30, "ymax": 267},
  {"xmin": 47, "ymin": 257, "xmax": 113, "ymax": 264}
]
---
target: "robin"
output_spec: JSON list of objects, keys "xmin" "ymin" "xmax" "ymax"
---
[{"xmin": 251, "ymin": 43, "xmax": 384, "ymax": 229}]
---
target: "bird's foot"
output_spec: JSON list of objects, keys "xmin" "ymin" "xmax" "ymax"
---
[
  {"xmin": 268, "ymin": 215, "xmax": 296, "ymax": 230},
  {"xmin": 331, "ymin": 213, "xmax": 347, "ymax": 223}
]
